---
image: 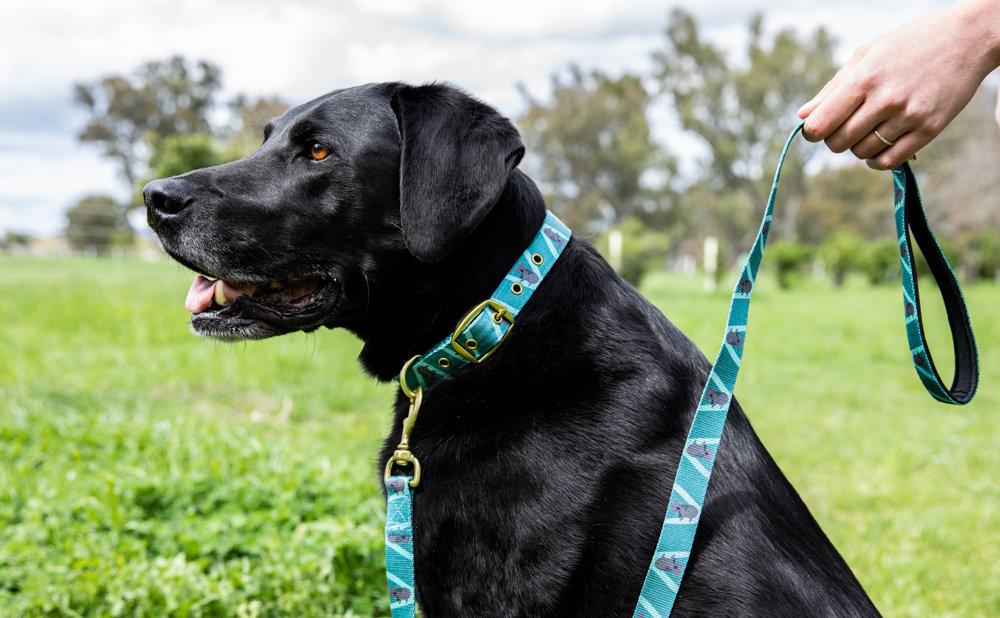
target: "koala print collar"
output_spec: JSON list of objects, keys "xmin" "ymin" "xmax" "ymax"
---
[{"xmin": 382, "ymin": 210, "xmax": 571, "ymax": 617}]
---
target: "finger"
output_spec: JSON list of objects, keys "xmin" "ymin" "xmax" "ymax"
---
[
  {"xmin": 798, "ymin": 68, "xmax": 846, "ymax": 119},
  {"xmin": 802, "ymin": 76, "xmax": 865, "ymax": 142},
  {"xmin": 851, "ymin": 115, "xmax": 914, "ymax": 161},
  {"xmin": 823, "ymin": 103, "xmax": 891, "ymax": 154},
  {"xmin": 866, "ymin": 130, "xmax": 932, "ymax": 171}
]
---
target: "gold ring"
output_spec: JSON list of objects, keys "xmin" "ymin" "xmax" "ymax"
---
[{"xmin": 873, "ymin": 129, "xmax": 894, "ymax": 147}]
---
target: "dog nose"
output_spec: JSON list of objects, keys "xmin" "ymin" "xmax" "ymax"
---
[{"xmin": 144, "ymin": 177, "xmax": 195, "ymax": 218}]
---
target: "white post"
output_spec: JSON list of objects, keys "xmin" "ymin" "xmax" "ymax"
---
[
  {"xmin": 608, "ymin": 229, "xmax": 623, "ymax": 273},
  {"xmin": 704, "ymin": 236, "xmax": 719, "ymax": 292}
]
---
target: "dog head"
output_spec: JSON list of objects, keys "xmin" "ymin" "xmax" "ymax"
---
[{"xmin": 143, "ymin": 82, "xmax": 525, "ymax": 341}]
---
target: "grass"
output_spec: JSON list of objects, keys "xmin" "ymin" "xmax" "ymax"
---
[{"xmin": 1, "ymin": 256, "xmax": 997, "ymax": 616}]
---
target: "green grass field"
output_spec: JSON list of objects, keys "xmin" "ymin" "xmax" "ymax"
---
[{"xmin": 1, "ymin": 256, "xmax": 997, "ymax": 617}]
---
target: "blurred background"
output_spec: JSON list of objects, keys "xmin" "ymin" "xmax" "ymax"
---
[{"xmin": 1, "ymin": 1, "xmax": 997, "ymax": 616}]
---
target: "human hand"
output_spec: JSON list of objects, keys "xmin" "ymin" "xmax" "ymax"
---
[{"xmin": 798, "ymin": 0, "xmax": 1000, "ymax": 170}]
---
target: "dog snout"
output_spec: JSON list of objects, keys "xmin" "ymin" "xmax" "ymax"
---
[{"xmin": 144, "ymin": 177, "xmax": 196, "ymax": 220}]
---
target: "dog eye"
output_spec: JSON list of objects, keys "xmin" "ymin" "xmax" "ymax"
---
[{"xmin": 309, "ymin": 143, "xmax": 331, "ymax": 161}]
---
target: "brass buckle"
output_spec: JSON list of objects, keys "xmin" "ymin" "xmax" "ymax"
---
[{"xmin": 449, "ymin": 299, "xmax": 514, "ymax": 363}]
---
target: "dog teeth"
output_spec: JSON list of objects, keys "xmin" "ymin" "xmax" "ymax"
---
[
  {"xmin": 214, "ymin": 281, "xmax": 230, "ymax": 305},
  {"xmin": 201, "ymin": 274, "xmax": 218, "ymax": 281}
]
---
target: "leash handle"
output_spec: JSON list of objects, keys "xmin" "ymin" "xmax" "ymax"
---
[
  {"xmin": 632, "ymin": 122, "xmax": 979, "ymax": 617},
  {"xmin": 892, "ymin": 163, "xmax": 978, "ymax": 403}
]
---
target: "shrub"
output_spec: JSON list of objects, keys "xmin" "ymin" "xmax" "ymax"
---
[
  {"xmin": 768, "ymin": 241, "xmax": 813, "ymax": 289},
  {"xmin": 598, "ymin": 218, "xmax": 669, "ymax": 287},
  {"xmin": 913, "ymin": 235, "xmax": 962, "ymax": 279},
  {"xmin": 966, "ymin": 231, "xmax": 1000, "ymax": 281},
  {"xmin": 859, "ymin": 239, "xmax": 899, "ymax": 285},
  {"xmin": 819, "ymin": 233, "xmax": 864, "ymax": 286}
]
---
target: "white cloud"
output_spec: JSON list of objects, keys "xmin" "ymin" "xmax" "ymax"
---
[{"xmin": 0, "ymin": 0, "xmax": 954, "ymax": 236}]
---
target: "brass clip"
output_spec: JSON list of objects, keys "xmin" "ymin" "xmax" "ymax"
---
[{"xmin": 385, "ymin": 356, "xmax": 424, "ymax": 488}]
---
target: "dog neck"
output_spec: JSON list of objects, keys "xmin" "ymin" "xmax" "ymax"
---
[{"xmin": 354, "ymin": 169, "xmax": 548, "ymax": 381}]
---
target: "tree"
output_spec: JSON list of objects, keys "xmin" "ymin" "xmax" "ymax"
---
[
  {"xmin": 137, "ymin": 94, "xmax": 291, "ymax": 203},
  {"xmin": 225, "ymin": 94, "xmax": 290, "ymax": 158},
  {"xmin": 918, "ymin": 82, "xmax": 1000, "ymax": 236},
  {"xmin": 1, "ymin": 232, "xmax": 33, "ymax": 253},
  {"xmin": 74, "ymin": 56, "xmax": 223, "ymax": 195},
  {"xmin": 797, "ymin": 163, "xmax": 890, "ymax": 244},
  {"xmin": 653, "ymin": 10, "xmax": 837, "ymax": 247},
  {"xmin": 517, "ymin": 67, "xmax": 675, "ymax": 231},
  {"xmin": 147, "ymin": 133, "xmax": 228, "ymax": 181},
  {"xmin": 65, "ymin": 195, "xmax": 133, "ymax": 255}
]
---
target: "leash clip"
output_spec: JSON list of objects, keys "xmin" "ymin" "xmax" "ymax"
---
[{"xmin": 385, "ymin": 356, "xmax": 424, "ymax": 488}]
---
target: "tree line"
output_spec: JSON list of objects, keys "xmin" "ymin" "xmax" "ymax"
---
[
  {"xmin": 517, "ymin": 9, "xmax": 1000, "ymax": 286},
  {"xmin": 61, "ymin": 9, "xmax": 1000, "ymax": 287}
]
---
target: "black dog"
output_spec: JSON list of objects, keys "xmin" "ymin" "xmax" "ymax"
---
[{"xmin": 144, "ymin": 82, "xmax": 879, "ymax": 616}]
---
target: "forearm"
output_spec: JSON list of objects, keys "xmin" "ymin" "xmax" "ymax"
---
[{"xmin": 952, "ymin": 0, "xmax": 1000, "ymax": 72}]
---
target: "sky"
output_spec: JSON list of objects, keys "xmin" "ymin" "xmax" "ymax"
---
[{"xmin": 0, "ymin": 0, "xmax": 954, "ymax": 237}]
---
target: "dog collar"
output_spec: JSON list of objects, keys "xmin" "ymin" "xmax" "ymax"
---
[
  {"xmin": 399, "ymin": 210, "xmax": 572, "ymax": 395},
  {"xmin": 382, "ymin": 211, "xmax": 571, "ymax": 617}
]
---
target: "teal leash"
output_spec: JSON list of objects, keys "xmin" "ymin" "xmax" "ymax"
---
[
  {"xmin": 632, "ymin": 122, "xmax": 979, "ymax": 617},
  {"xmin": 384, "ymin": 475, "xmax": 416, "ymax": 616},
  {"xmin": 383, "ymin": 211, "xmax": 572, "ymax": 616}
]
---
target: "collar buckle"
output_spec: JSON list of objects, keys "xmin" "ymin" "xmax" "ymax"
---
[{"xmin": 449, "ymin": 299, "xmax": 514, "ymax": 363}]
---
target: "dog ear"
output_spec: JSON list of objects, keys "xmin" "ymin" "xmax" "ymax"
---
[{"xmin": 391, "ymin": 83, "xmax": 525, "ymax": 263}]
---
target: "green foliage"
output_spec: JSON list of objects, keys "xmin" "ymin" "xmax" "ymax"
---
[
  {"xmin": 517, "ymin": 67, "xmax": 674, "ymax": 231},
  {"xmin": 74, "ymin": 56, "xmax": 224, "ymax": 188},
  {"xmin": 140, "ymin": 96, "xmax": 291, "ymax": 197},
  {"xmin": 966, "ymin": 231, "xmax": 1000, "ymax": 281},
  {"xmin": 1, "ymin": 232, "xmax": 33, "ymax": 252},
  {"xmin": 653, "ymin": 9, "xmax": 836, "ymax": 244},
  {"xmin": 74, "ymin": 56, "xmax": 289, "ymax": 206},
  {"xmin": 859, "ymin": 239, "xmax": 899, "ymax": 285},
  {"xmin": 597, "ymin": 217, "xmax": 669, "ymax": 286},
  {"xmin": 149, "ymin": 133, "xmax": 230, "ymax": 180},
  {"xmin": 920, "ymin": 84, "xmax": 1000, "ymax": 237},
  {"xmin": 3, "ymin": 258, "xmax": 999, "ymax": 616},
  {"xmin": 767, "ymin": 240, "xmax": 813, "ymax": 289},
  {"xmin": 0, "ymin": 257, "xmax": 391, "ymax": 616},
  {"xmin": 225, "ymin": 95, "xmax": 291, "ymax": 159},
  {"xmin": 819, "ymin": 233, "xmax": 864, "ymax": 286},
  {"xmin": 799, "ymin": 164, "xmax": 891, "ymax": 244},
  {"xmin": 64, "ymin": 194, "xmax": 133, "ymax": 255},
  {"xmin": 913, "ymin": 236, "xmax": 961, "ymax": 279}
]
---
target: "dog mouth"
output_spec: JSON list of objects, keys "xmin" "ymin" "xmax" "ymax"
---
[{"xmin": 184, "ymin": 273, "xmax": 340, "ymax": 340}]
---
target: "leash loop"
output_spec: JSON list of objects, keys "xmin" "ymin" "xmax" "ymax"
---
[
  {"xmin": 891, "ymin": 163, "xmax": 979, "ymax": 403},
  {"xmin": 632, "ymin": 121, "xmax": 979, "ymax": 617}
]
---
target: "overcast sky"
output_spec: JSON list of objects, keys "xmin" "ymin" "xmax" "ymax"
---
[{"xmin": 0, "ymin": 0, "xmax": 953, "ymax": 236}]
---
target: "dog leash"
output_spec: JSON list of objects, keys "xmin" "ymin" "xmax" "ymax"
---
[
  {"xmin": 383, "ymin": 212, "xmax": 572, "ymax": 617},
  {"xmin": 632, "ymin": 121, "xmax": 979, "ymax": 617}
]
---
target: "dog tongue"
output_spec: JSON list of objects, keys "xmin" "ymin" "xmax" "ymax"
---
[{"xmin": 185, "ymin": 275, "xmax": 217, "ymax": 313}]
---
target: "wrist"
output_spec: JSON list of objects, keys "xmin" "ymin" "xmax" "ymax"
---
[{"xmin": 952, "ymin": 0, "xmax": 1000, "ymax": 71}]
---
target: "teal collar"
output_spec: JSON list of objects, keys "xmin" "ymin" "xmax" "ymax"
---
[
  {"xmin": 383, "ymin": 211, "xmax": 571, "ymax": 615},
  {"xmin": 399, "ymin": 210, "xmax": 572, "ymax": 396}
]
